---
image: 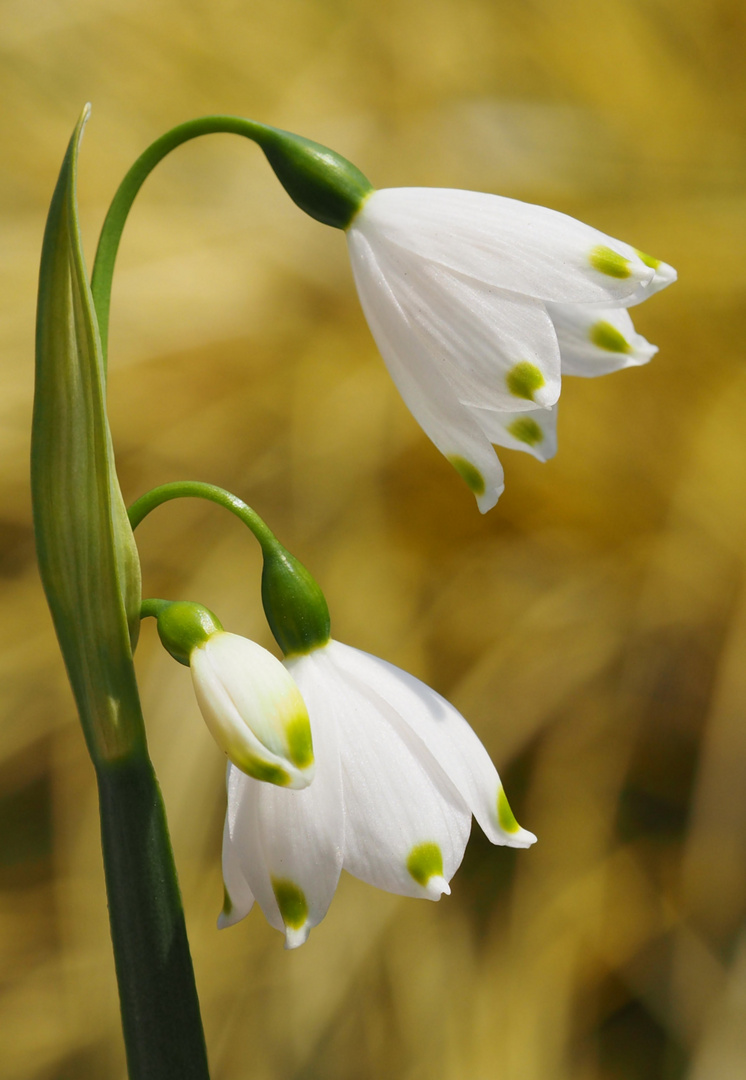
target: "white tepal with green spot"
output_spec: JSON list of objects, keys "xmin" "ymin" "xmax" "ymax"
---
[{"xmin": 346, "ymin": 186, "xmax": 675, "ymax": 512}]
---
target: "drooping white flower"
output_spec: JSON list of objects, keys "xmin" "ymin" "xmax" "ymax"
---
[
  {"xmin": 218, "ymin": 639, "xmax": 535, "ymax": 949},
  {"xmin": 346, "ymin": 187, "xmax": 675, "ymax": 511},
  {"xmin": 191, "ymin": 631, "xmax": 315, "ymax": 790}
]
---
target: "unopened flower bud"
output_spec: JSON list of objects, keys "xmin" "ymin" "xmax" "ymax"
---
[{"xmin": 151, "ymin": 601, "xmax": 314, "ymax": 788}]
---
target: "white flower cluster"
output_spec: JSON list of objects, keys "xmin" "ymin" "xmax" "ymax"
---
[{"xmin": 177, "ymin": 183, "xmax": 675, "ymax": 949}]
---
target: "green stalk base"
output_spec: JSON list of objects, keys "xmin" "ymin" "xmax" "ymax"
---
[{"xmin": 97, "ymin": 755, "xmax": 210, "ymax": 1080}]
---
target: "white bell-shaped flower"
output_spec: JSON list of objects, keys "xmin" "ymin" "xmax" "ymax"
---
[
  {"xmin": 346, "ymin": 187, "xmax": 675, "ymax": 511},
  {"xmin": 219, "ymin": 639, "xmax": 535, "ymax": 949}
]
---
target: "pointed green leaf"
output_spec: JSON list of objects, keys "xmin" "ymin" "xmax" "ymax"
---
[{"xmin": 32, "ymin": 106, "xmax": 144, "ymax": 763}]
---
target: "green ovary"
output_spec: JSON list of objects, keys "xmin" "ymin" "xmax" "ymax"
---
[
  {"xmin": 448, "ymin": 455, "xmax": 486, "ymax": 496},
  {"xmin": 407, "ymin": 842, "xmax": 444, "ymax": 886},
  {"xmin": 589, "ymin": 245, "xmax": 631, "ymax": 279},
  {"xmin": 497, "ymin": 787, "xmax": 521, "ymax": 833},
  {"xmin": 285, "ymin": 713, "xmax": 314, "ymax": 769},
  {"xmin": 506, "ymin": 362, "xmax": 545, "ymax": 401},
  {"xmin": 589, "ymin": 320, "xmax": 631, "ymax": 354},
  {"xmin": 222, "ymin": 886, "xmax": 233, "ymax": 917},
  {"xmin": 507, "ymin": 417, "xmax": 543, "ymax": 446},
  {"xmin": 272, "ymin": 877, "xmax": 309, "ymax": 929}
]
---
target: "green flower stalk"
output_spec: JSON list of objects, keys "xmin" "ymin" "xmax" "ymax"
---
[
  {"xmin": 128, "ymin": 480, "xmax": 331, "ymax": 657},
  {"xmin": 91, "ymin": 114, "xmax": 373, "ymax": 365},
  {"xmin": 32, "ymin": 107, "xmax": 209, "ymax": 1080}
]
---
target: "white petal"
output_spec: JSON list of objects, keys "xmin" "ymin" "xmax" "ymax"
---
[
  {"xmin": 355, "ymin": 188, "xmax": 656, "ymax": 306},
  {"xmin": 329, "ymin": 641, "xmax": 536, "ymax": 849},
  {"xmin": 220, "ymin": 765, "xmax": 284, "ymax": 931},
  {"xmin": 222, "ymin": 664, "xmax": 345, "ymax": 948},
  {"xmin": 471, "ymin": 403, "xmax": 558, "ymax": 463},
  {"xmin": 348, "ymin": 229, "xmax": 505, "ymax": 512},
  {"xmin": 601, "ymin": 241, "xmax": 677, "ymax": 305},
  {"xmin": 218, "ymin": 766, "xmax": 255, "ymax": 929},
  {"xmin": 362, "ymin": 239, "xmax": 562, "ymax": 412},
  {"xmin": 319, "ymin": 641, "xmax": 472, "ymax": 898},
  {"xmin": 547, "ymin": 303, "xmax": 658, "ymax": 377},
  {"xmin": 191, "ymin": 633, "xmax": 314, "ymax": 789}
]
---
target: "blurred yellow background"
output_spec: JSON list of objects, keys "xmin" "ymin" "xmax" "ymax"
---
[{"xmin": 2, "ymin": 1, "xmax": 745, "ymax": 1077}]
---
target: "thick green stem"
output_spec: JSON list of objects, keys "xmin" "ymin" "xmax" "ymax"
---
[
  {"xmin": 128, "ymin": 480, "xmax": 277, "ymax": 551},
  {"xmin": 97, "ymin": 750, "xmax": 210, "ymax": 1080}
]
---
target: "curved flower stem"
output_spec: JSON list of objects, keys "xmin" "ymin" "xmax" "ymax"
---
[
  {"xmin": 131, "ymin": 482, "xmax": 331, "ymax": 656},
  {"xmin": 140, "ymin": 597, "xmax": 171, "ymax": 618},
  {"xmin": 91, "ymin": 115, "xmax": 285, "ymax": 369},
  {"xmin": 128, "ymin": 481, "xmax": 277, "ymax": 553}
]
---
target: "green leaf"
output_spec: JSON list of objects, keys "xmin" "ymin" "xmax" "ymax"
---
[
  {"xmin": 32, "ymin": 105, "xmax": 144, "ymax": 764},
  {"xmin": 32, "ymin": 109, "xmax": 210, "ymax": 1080}
]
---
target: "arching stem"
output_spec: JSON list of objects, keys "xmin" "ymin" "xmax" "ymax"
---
[
  {"xmin": 128, "ymin": 480, "xmax": 277, "ymax": 552},
  {"xmin": 91, "ymin": 116, "xmax": 278, "ymax": 367}
]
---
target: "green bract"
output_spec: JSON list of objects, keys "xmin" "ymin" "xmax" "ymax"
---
[{"xmin": 31, "ymin": 105, "xmax": 144, "ymax": 764}]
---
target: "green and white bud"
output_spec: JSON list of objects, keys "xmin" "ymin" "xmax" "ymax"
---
[{"xmin": 151, "ymin": 600, "xmax": 314, "ymax": 788}]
